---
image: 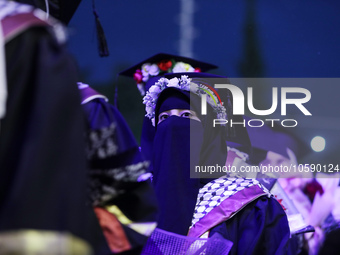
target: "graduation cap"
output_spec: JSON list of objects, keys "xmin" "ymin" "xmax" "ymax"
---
[
  {"xmin": 16, "ymin": 0, "xmax": 109, "ymax": 57},
  {"xmin": 119, "ymin": 53, "xmax": 218, "ymax": 96},
  {"xmin": 16, "ymin": 0, "xmax": 82, "ymax": 24}
]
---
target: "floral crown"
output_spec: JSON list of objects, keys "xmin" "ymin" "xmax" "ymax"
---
[
  {"xmin": 133, "ymin": 59, "xmax": 201, "ymax": 95},
  {"xmin": 142, "ymin": 75, "xmax": 227, "ymax": 126}
]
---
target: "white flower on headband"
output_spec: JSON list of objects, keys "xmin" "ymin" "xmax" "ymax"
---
[
  {"xmin": 148, "ymin": 85, "xmax": 161, "ymax": 94},
  {"xmin": 167, "ymin": 78, "xmax": 180, "ymax": 88},
  {"xmin": 142, "ymin": 75, "xmax": 227, "ymax": 126}
]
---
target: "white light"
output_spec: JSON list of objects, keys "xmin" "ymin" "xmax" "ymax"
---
[{"xmin": 311, "ymin": 136, "xmax": 326, "ymax": 152}]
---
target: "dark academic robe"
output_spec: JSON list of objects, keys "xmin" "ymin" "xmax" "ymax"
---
[
  {"xmin": 208, "ymin": 196, "xmax": 291, "ymax": 255},
  {"xmin": 0, "ymin": 4, "xmax": 107, "ymax": 253}
]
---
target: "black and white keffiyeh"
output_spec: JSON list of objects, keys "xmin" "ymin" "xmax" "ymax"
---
[{"xmin": 191, "ymin": 177, "xmax": 270, "ymax": 227}]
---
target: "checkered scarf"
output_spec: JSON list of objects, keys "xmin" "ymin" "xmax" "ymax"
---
[{"xmin": 191, "ymin": 177, "xmax": 270, "ymax": 227}]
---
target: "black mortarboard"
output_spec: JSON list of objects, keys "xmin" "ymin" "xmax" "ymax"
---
[
  {"xmin": 16, "ymin": 0, "xmax": 82, "ymax": 25},
  {"xmin": 16, "ymin": 0, "xmax": 109, "ymax": 57},
  {"xmin": 119, "ymin": 53, "xmax": 218, "ymax": 96}
]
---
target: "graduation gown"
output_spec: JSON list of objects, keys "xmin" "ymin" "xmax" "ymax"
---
[
  {"xmin": 208, "ymin": 195, "xmax": 290, "ymax": 255},
  {"xmin": 0, "ymin": 2, "xmax": 102, "ymax": 253}
]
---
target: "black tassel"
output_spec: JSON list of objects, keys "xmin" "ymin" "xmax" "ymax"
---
[{"xmin": 92, "ymin": 1, "xmax": 109, "ymax": 57}]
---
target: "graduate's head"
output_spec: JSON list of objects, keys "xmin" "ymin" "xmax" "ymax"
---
[
  {"xmin": 144, "ymin": 74, "xmax": 229, "ymax": 179},
  {"xmin": 143, "ymin": 74, "xmax": 228, "ymax": 128},
  {"xmin": 119, "ymin": 53, "xmax": 221, "ymax": 169}
]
